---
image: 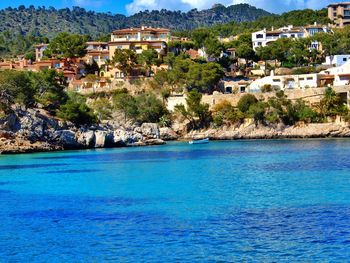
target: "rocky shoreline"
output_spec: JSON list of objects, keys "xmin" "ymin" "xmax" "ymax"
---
[
  {"xmin": 1, "ymin": 109, "xmax": 350, "ymax": 154},
  {"xmin": 0, "ymin": 108, "xmax": 165, "ymax": 154},
  {"xmin": 184, "ymin": 119, "xmax": 350, "ymax": 140}
]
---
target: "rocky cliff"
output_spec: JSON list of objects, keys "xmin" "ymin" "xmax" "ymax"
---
[
  {"xmin": 183, "ymin": 119, "xmax": 350, "ymax": 140},
  {"xmin": 0, "ymin": 108, "xmax": 165, "ymax": 154}
]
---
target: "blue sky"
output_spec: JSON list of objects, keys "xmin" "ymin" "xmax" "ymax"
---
[{"xmin": 0, "ymin": 0, "xmax": 336, "ymax": 15}]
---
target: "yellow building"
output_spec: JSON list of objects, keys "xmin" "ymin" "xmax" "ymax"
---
[
  {"xmin": 85, "ymin": 42, "xmax": 110, "ymax": 67},
  {"xmin": 109, "ymin": 26, "xmax": 171, "ymax": 59},
  {"xmin": 328, "ymin": 2, "xmax": 350, "ymax": 27}
]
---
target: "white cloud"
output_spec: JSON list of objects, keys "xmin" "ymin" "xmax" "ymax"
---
[
  {"xmin": 126, "ymin": 0, "xmax": 334, "ymax": 15},
  {"xmin": 71, "ymin": 0, "xmax": 105, "ymax": 8}
]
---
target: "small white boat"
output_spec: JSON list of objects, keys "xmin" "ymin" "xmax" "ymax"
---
[{"xmin": 189, "ymin": 138, "xmax": 209, "ymax": 144}]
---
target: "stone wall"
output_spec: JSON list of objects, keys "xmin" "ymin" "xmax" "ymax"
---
[{"xmin": 167, "ymin": 86, "xmax": 350, "ymax": 111}]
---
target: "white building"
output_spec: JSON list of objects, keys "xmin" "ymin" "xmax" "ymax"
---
[
  {"xmin": 252, "ymin": 23, "xmax": 331, "ymax": 51},
  {"xmin": 324, "ymin": 55, "xmax": 350, "ymax": 67},
  {"xmin": 249, "ymin": 71, "xmax": 320, "ymax": 92},
  {"xmin": 321, "ymin": 60, "xmax": 350, "ymax": 86}
]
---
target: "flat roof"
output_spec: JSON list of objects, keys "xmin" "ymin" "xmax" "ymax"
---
[
  {"xmin": 86, "ymin": 42, "xmax": 108, "ymax": 45},
  {"xmin": 112, "ymin": 27, "xmax": 170, "ymax": 34},
  {"xmin": 328, "ymin": 2, "xmax": 350, "ymax": 6}
]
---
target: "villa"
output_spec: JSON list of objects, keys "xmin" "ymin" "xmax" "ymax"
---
[
  {"xmin": 108, "ymin": 26, "xmax": 171, "ymax": 58},
  {"xmin": 249, "ymin": 59, "xmax": 350, "ymax": 92},
  {"xmin": 85, "ymin": 42, "xmax": 110, "ymax": 67},
  {"xmin": 252, "ymin": 23, "xmax": 331, "ymax": 51}
]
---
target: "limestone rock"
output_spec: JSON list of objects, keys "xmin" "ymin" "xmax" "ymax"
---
[
  {"xmin": 77, "ymin": 131, "xmax": 95, "ymax": 148},
  {"xmin": 160, "ymin": 127, "xmax": 178, "ymax": 140},
  {"xmin": 54, "ymin": 130, "xmax": 79, "ymax": 149},
  {"xmin": 141, "ymin": 123, "xmax": 160, "ymax": 139}
]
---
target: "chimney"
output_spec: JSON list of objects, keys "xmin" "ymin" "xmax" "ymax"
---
[
  {"xmin": 271, "ymin": 26, "xmax": 274, "ymax": 31},
  {"xmin": 314, "ymin": 21, "xmax": 317, "ymax": 26}
]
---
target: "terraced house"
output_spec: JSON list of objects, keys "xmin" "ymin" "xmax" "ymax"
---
[
  {"xmin": 252, "ymin": 23, "xmax": 332, "ymax": 51},
  {"xmin": 108, "ymin": 26, "xmax": 171, "ymax": 58},
  {"xmin": 328, "ymin": 2, "xmax": 350, "ymax": 27}
]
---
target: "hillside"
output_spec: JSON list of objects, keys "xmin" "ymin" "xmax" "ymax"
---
[{"xmin": 0, "ymin": 4, "xmax": 271, "ymax": 37}]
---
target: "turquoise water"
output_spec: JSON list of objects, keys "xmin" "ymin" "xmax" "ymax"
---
[{"xmin": 1, "ymin": 139, "xmax": 350, "ymax": 261}]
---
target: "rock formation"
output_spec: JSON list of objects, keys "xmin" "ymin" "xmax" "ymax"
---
[{"xmin": 0, "ymin": 108, "xmax": 165, "ymax": 154}]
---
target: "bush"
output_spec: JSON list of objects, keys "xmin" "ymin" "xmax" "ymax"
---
[
  {"xmin": 0, "ymin": 70, "xmax": 36, "ymax": 112},
  {"xmin": 212, "ymin": 100, "xmax": 244, "ymax": 126},
  {"xmin": 90, "ymin": 97, "xmax": 113, "ymax": 120},
  {"xmin": 113, "ymin": 91, "xmax": 168, "ymax": 123},
  {"xmin": 57, "ymin": 93, "xmax": 97, "ymax": 125},
  {"xmin": 248, "ymin": 101, "xmax": 267, "ymax": 124},
  {"xmin": 135, "ymin": 93, "xmax": 168, "ymax": 123},
  {"xmin": 265, "ymin": 111, "xmax": 279, "ymax": 124},
  {"xmin": 237, "ymin": 94, "xmax": 258, "ymax": 113},
  {"xmin": 175, "ymin": 89, "xmax": 212, "ymax": 129},
  {"xmin": 261, "ymin": 84, "xmax": 273, "ymax": 93},
  {"xmin": 294, "ymin": 99, "xmax": 321, "ymax": 123}
]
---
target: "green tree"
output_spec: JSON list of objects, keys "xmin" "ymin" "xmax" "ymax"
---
[
  {"xmin": 91, "ymin": 97, "xmax": 113, "ymax": 120},
  {"xmin": 45, "ymin": 32, "xmax": 88, "ymax": 59},
  {"xmin": 135, "ymin": 93, "xmax": 168, "ymax": 123},
  {"xmin": 188, "ymin": 62, "xmax": 225, "ymax": 92},
  {"xmin": 237, "ymin": 94, "xmax": 258, "ymax": 113},
  {"xmin": 236, "ymin": 43, "xmax": 256, "ymax": 69},
  {"xmin": 111, "ymin": 49, "xmax": 138, "ymax": 77},
  {"xmin": 137, "ymin": 49, "xmax": 160, "ymax": 76},
  {"xmin": 175, "ymin": 89, "xmax": 211, "ymax": 129},
  {"xmin": 112, "ymin": 92, "xmax": 138, "ymax": 121},
  {"xmin": 319, "ymin": 87, "xmax": 348, "ymax": 117},
  {"xmin": 31, "ymin": 69, "xmax": 67, "ymax": 112},
  {"xmin": 57, "ymin": 92, "xmax": 97, "ymax": 125},
  {"xmin": 0, "ymin": 70, "xmax": 36, "ymax": 112}
]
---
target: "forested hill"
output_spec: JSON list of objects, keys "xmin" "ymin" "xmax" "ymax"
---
[{"xmin": 0, "ymin": 4, "xmax": 271, "ymax": 37}]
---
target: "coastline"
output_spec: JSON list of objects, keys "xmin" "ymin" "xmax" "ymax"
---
[
  {"xmin": 183, "ymin": 121, "xmax": 350, "ymax": 141},
  {"xmin": 2, "ymin": 122, "xmax": 350, "ymax": 155},
  {"xmin": 1, "ymin": 107, "xmax": 350, "ymax": 155}
]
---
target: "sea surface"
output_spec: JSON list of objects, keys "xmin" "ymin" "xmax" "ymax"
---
[{"xmin": 1, "ymin": 139, "xmax": 350, "ymax": 262}]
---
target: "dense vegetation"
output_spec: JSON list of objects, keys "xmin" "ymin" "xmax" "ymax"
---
[
  {"xmin": 175, "ymin": 9, "xmax": 329, "ymax": 38},
  {"xmin": 0, "ymin": 5, "xmax": 331, "ymax": 60},
  {"xmin": 0, "ymin": 3, "xmax": 270, "ymax": 59},
  {"xmin": 0, "ymin": 68, "xmax": 348, "ymax": 131},
  {"xmin": 218, "ymin": 89, "xmax": 348, "ymax": 127},
  {"xmin": 0, "ymin": 69, "xmax": 97, "ymax": 124},
  {"xmin": 0, "ymin": 4, "xmax": 270, "ymax": 36}
]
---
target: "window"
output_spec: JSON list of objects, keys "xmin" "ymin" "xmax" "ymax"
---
[
  {"xmin": 256, "ymin": 34, "xmax": 264, "ymax": 39},
  {"xmin": 307, "ymin": 77, "xmax": 313, "ymax": 80},
  {"xmin": 258, "ymin": 42, "xmax": 262, "ymax": 46},
  {"xmin": 343, "ymin": 58, "xmax": 348, "ymax": 62},
  {"xmin": 273, "ymin": 79, "xmax": 281, "ymax": 82}
]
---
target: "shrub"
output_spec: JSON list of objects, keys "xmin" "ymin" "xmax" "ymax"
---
[
  {"xmin": 135, "ymin": 93, "xmax": 168, "ymax": 123},
  {"xmin": 213, "ymin": 100, "xmax": 244, "ymax": 126},
  {"xmin": 261, "ymin": 84, "xmax": 272, "ymax": 93},
  {"xmin": 248, "ymin": 101, "xmax": 267, "ymax": 124},
  {"xmin": 175, "ymin": 89, "xmax": 212, "ymax": 129},
  {"xmin": 265, "ymin": 111, "xmax": 279, "ymax": 124},
  {"xmin": 57, "ymin": 93, "xmax": 97, "ymax": 125},
  {"xmin": 237, "ymin": 94, "xmax": 258, "ymax": 113},
  {"xmin": 90, "ymin": 97, "xmax": 113, "ymax": 120},
  {"xmin": 0, "ymin": 70, "xmax": 36, "ymax": 111}
]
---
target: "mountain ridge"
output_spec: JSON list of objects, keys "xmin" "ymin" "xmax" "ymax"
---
[{"xmin": 0, "ymin": 4, "xmax": 272, "ymax": 37}]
